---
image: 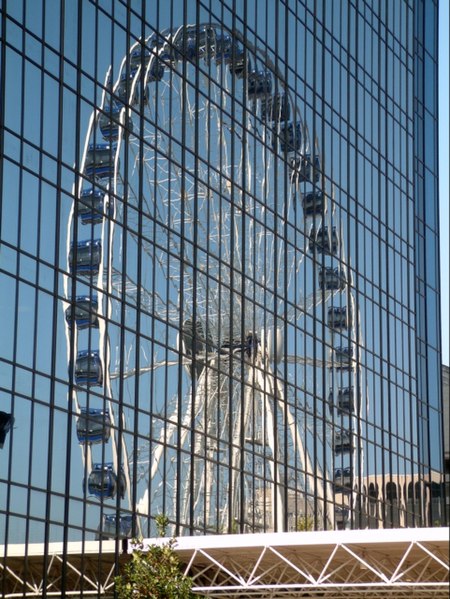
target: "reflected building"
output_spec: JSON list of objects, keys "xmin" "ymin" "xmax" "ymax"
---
[
  {"xmin": 0, "ymin": 0, "xmax": 445, "ymax": 552},
  {"xmin": 443, "ymin": 365, "xmax": 450, "ymax": 518}
]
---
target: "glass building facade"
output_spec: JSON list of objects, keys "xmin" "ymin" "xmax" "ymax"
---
[{"xmin": 0, "ymin": 0, "xmax": 445, "ymax": 550}]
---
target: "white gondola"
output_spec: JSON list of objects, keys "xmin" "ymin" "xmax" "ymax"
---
[
  {"xmin": 247, "ymin": 69, "xmax": 272, "ymax": 99},
  {"xmin": 334, "ymin": 431, "xmax": 355, "ymax": 454},
  {"xmin": 65, "ymin": 295, "xmax": 99, "ymax": 329},
  {"xmin": 309, "ymin": 226, "xmax": 339, "ymax": 255},
  {"xmin": 68, "ymin": 239, "xmax": 102, "ymax": 276},
  {"xmin": 319, "ymin": 267, "xmax": 346, "ymax": 291},
  {"xmin": 336, "ymin": 386, "xmax": 355, "ymax": 414},
  {"xmin": 333, "ymin": 467, "xmax": 353, "ymax": 492},
  {"xmin": 289, "ymin": 154, "xmax": 320, "ymax": 183},
  {"xmin": 261, "ymin": 93, "xmax": 290, "ymax": 122},
  {"xmin": 327, "ymin": 306, "xmax": 352, "ymax": 330}
]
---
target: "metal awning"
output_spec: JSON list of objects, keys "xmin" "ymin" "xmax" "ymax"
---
[{"xmin": 1, "ymin": 528, "xmax": 448, "ymax": 598}]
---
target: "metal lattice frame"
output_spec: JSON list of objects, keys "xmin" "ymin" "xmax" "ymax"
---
[
  {"xmin": 0, "ymin": 541, "xmax": 119, "ymax": 598},
  {"xmin": 1, "ymin": 529, "xmax": 448, "ymax": 598},
  {"xmin": 175, "ymin": 528, "xmax": 450, "ymax": 597}
]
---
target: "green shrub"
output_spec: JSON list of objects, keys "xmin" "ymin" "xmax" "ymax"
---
[{"xmin": 115, "ymin": 538, "xmax": 198, "ymax": 599}]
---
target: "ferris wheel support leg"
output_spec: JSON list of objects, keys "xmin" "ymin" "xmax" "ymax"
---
[
  {"xmin": 232, "ymin": 364, "xmax": 259, "ymax": 530},
  {"xmin": 274, "ymin": 375, "xmax": 332, "ymax": 529},
  {"xmin": 202, "ymin": 367, "xmax": 227, "ymax": 529},
  {"xmin": 180, "ymin": 365, "xmax": 212, "ymax": 529},
  {"xmin": 254, "ymin": 364, "xmax": 285, "ymax": 532},
  {"xmin": 191, "ymin": 377, "xmax": 209, "ymax": 523},
  {"xmin": 150, "ymin": 400, "xmax": 186, "ymax": 482}
]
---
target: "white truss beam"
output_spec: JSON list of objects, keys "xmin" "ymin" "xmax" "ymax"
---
[
  {"xmin": 168, "ymin": 528, "xmax": 449, "ymax": 598},
  {"xmin": 1, "ymin": 528, "xmax": 448, "ymax": 598}
]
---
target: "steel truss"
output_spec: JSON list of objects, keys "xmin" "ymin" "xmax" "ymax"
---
[
  {"xmin": 2, "ymin": 529, "xmax": 447, "ymax": 598},
  {"xmin": 0, "ymin": 541, "xmax": 119, "ymax": 598},
  {"xmin": 170, "ymin": 528, "xmax": 450, "ymax": 598}
]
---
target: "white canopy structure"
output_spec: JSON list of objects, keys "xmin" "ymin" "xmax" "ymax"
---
[{"xmin": 1, "ymin": 528, "xmax": 448, "ymax": 598}]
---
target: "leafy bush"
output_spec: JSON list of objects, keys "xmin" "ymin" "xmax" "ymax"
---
[{"xmin": 115, "ymin": 538, "xmax": 198, "ymax": 599}]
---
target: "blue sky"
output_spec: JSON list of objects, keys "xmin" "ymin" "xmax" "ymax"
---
[{"xmin": 439, "ymin": 0, "xmax": 449, "ymax": 366}]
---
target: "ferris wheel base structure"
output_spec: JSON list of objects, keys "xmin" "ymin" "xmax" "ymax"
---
[{"xmin": 1, "ymin": 528, "xmax": 448, "ymax": 598}]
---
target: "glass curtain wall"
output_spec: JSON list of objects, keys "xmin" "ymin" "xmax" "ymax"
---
[{"xmin": 0, "ymin": 0, "xmax": 444, "ymax": 548}]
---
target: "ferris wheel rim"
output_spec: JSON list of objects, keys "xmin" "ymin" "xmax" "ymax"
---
[{"xmin": 65, "ymin": 20, "xmax": 367, "ymax": 537}]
